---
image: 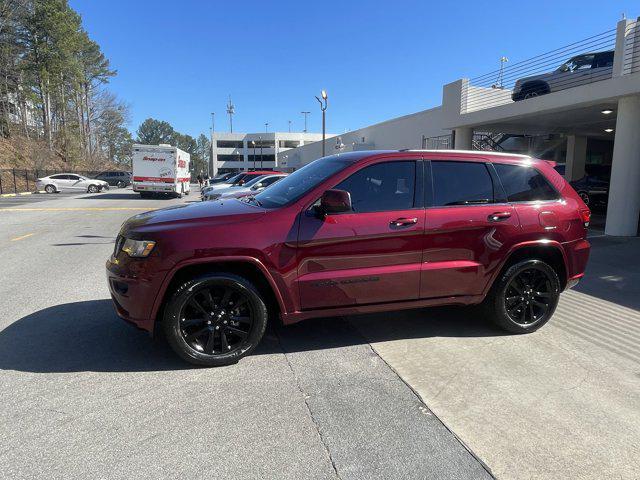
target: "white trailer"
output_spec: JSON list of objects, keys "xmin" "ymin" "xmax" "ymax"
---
[{"xmin": 132, "ymin": 144, "xmax": 191, "ymax": 197}]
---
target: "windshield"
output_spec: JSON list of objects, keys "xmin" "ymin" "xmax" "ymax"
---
[
  {"xmin": 254, "ymin": 157, "xmax": 351, "ymax": 208},
  {"xmin": 225, "ymin": 173, "xmax": 244, "ymax": 184},
  {"xmin": 240, "ymin": 175, "xmax": 266, "ymax": 188}
]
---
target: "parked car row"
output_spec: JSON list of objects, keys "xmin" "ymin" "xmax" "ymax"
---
[
  {"xmin": 202, "ymin": 173, "xmax": 287, "ymax": 201},
  {"xmin": 553, "ymin": 164, "xmax": 610, "ymax": 208},
  {"xmin": 108, "ymin": 150, "xmax": 591, "ymax": 367}
]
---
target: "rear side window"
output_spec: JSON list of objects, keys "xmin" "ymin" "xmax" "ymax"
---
[
  {"xmin": 335, "ymin": 161, "xmax": 416, "ymax": 213},
  {"xmin": 431, "ymin": 161, "xmax": 495, "ymax": 206},
  {"xmin": 494, "ymin": 164, "xmax": 559, "ymax": 202}
]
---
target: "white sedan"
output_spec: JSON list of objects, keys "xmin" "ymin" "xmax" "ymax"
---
[{"xmin": 36, "ymin": 173, "xmax": 109, "ymax": 194}]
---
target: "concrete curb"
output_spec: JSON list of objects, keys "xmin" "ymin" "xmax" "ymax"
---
[{"xmin": 0, "ymin": 191, "xmax": 44, "ymax": 198}]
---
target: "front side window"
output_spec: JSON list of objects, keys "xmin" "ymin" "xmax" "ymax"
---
[
  {"xmin": 494, "ymin": 164, "xmax": 559, "ymax": 202},
  {"xmin": 559, "ymin": 54, "xmax": 595, "ymax": 72},
  {"xmin": 431, "ymin": 161, "xmax": 495, "ymax": 206},
  {"xmin": 334, "ymin": 161, "xmax": 416, "ymax": 213}
]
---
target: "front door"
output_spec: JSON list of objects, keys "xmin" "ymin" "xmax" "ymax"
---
[
  {"xmin": 297, "ymin": 160, "xmax": 424, "ymax": 310},
  {"xmin": 421, "ymin": 159, "xmax": 520, "ymax": 299}
]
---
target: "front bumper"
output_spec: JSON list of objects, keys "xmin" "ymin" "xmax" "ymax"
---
[{"xmin": 106, "ymin": 254, "xmax": 167, "ymax": 333}]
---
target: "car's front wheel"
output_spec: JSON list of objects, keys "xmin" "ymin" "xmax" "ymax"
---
[
  {"xmin": 484, "ymin": 259, "xmax": 560, "ymax": 333},
  {"xmin": 117, "ymin": 181, "xmax": 126, "ymax": 188},
  {"xmin": 44, "ymin": 184, "xmax": 56, "ymax": 194},
  {"xmin": 162, "ymin": 273, "xmax": 268, "ymax": 366},
  {"xmin": 87, "ymin": 184, "xmax": 99, "ymax": 193}
]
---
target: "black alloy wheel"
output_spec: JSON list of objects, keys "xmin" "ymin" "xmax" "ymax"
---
[
  {"xmin": 117, "ymin": 180, "xmax": 126, "ymax": 188},
  {"xmin": 486, "ymin": 259, "xmax": 560, "ymax": 333},
  {"xmin": 503, "ymin": 267, "xmax": 554, "ymax": 325},
  {"xmin": 163, "ymin": 273, "xmax": 268, "ymax": 366}
]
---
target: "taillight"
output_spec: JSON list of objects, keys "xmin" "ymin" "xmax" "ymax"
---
[{"xmin": 580, "ymin": 208, "xmax": 591, "ymax": 227}]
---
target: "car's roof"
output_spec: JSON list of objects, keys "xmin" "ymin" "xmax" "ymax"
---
[{"xmin": 320, "ymin": 149, "xmax": 533, "ymax": 163}]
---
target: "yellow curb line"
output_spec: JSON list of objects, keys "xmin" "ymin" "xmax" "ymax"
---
[
  {"xmin": 0, "ymin": 207, "xmax": 151, "ymax": 212},
  {"xmin": 1, "ymin": 192, "xmax": 36, "ymax": 197},
  {"xmin": 10, "ymin": 233, "xmax": 34, "ymax": 242}
]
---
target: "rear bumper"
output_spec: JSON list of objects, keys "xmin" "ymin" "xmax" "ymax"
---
[{"xmin": 563, "ymin": 238, "xmax": 591, "ymax": 289}]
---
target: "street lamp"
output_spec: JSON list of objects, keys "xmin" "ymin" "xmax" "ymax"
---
[
  {"xmin": 315, "ymin": 90, "xmax": 328, "ymax": 157},
  {"xmin": 265, "ymin": 122, "xmax": 269, "ymax": 133},
  {"xmin": 251, "ymin": 140, "xmax": 256, "ymax": 170},
  {"xmin": 288, "ymin": 120, "xmax": 292, "ymax": 133}
]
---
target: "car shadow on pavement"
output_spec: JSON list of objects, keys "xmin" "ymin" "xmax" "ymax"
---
[
  {"xmin": 0, "ymin": 300, "xmax": 504, "ymax": 373},
  {"xmin": 0, "ymin": 300, "xmax": 188, "ymax": 373}
]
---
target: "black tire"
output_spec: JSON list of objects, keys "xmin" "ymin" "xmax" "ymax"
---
[
  {"xmin": 117, "ymin": 181, "xmax": 126, "ymax": 188},
  {"xmin": 483, "ymin": 259, "xmax": 560, "ymax": 334},
  {"xmin": 88, "ymin": 184, "xmax": 99, "ymax": 193},
  {"xmin": 162, "ymin": 273, "xmax": 268, "ymax": 367},
  {"xmin": 578, "ymin": 191, "xmax": 590, "ymax": 206},
  {"xmin": 521, "ymin": 82, "xmax": 549, "ymax": 100},
  {"xmin": 44, "ymin": 184, "xmax": 56, "ymax": 194}
]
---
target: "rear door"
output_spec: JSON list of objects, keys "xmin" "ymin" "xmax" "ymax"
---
[
  {"xmin": 421, "ymin": 159, "xmax": 520, "ymax": 299},
  {"xmin": 67, "ymin": 174, "xmax": 86, "ymax": 191},
  {"xmin": 297, "ymin": 159, "xmax": 424, "ymax": 310}
]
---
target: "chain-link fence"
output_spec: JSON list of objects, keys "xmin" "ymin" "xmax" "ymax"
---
[{"xmin": 0, "ymin": 169, "xmax": 104, "ymax": 194}]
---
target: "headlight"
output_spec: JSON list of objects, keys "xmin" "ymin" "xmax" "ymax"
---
[{"xmin": 121, "ymin": 238, "xmax": 156, "ymax": 257}]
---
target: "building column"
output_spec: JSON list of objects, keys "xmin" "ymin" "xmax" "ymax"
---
[
  {"xmin": 565, "ymin": 135, "xmax": 587, "ymax": 181},
  {"xmin": 605, "ymin": 95, "xmax": 640, "ymax": 236},
  {"xmin": 211, "ymin": 136, "xmax": 218, "ymax": 176},
  {"xmin": 453, "ymin": 127, "xmax": 473, "ymax": 150},
  {"xmin": 242, "ymin": 141, "xmax": 249, "ymax": 171}
]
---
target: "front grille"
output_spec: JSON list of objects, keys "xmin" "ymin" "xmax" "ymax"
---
[{"xmin": 113, "ymin": 234, "xmax": 125, "ymax": 257}]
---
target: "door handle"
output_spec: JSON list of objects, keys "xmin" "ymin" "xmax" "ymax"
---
[
  {"xmin": 488, "ymin": 212, "xmax": 512, "ymax": 222},
  {"xmin": 390, "ymin": 217, "xmax": 418, "ymax": 227}
]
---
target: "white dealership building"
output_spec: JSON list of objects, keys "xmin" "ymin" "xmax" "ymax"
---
[
  {"xmin": 210, "ymin": 131, "xmax": 335, "ymax": 175},
  {"xmin": 277, "ymin": 18, "xmax": 640, "ymax": 236}
]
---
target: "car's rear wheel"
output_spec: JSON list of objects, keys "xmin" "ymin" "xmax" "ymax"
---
[
  {"xmin": 88, "ymin": 184, "xmax": 99, "ymax": 193},
  {"xmin": 162, "ymin": 273, "xmax": 268, "ymax": 367},
  {"xmin": 44, "ymin": 184, "xmax": 56, "ymax": 194},
  {"xmin": 578, "ymin": 191, "xmax": 590, "ymax": 206},
  {"xmin": 117, "ymin": 180, "xmax": 126, "ymax": 188},
  {"xmin": 484, "ymin": 259, "xmax": 560, "ymax": 333}
]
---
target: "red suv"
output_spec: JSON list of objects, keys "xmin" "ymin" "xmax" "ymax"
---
[{"xmin": 107, "ymin": 151, "xmax": 591, "ymax": 366}]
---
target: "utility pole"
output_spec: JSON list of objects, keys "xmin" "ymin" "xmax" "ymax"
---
[
  {"xmin": 301, "ymin": 111, "xmax": 310, "ymax": 133},
  {"xmin": 226, "ymin": 96, "xmax": 235, "ymax": 132},
  {"xmin": 315, "ymin": 90, "xmax": 328, "ymax": 157}
]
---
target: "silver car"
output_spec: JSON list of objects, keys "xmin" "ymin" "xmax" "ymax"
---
[
  {"xmin": 202, "ymin": 174, "xmax": 286, "ymax": 201},
  {"xmin": 35, "ymin": 173, "xmax": 109, "ymax": 194},
  {"xmin": 512, "ymin": 50, "xmax": 614, "ymax": 101}
]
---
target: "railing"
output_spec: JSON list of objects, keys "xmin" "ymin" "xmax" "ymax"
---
[
  {"xmin": 462, "ymin": 28, "xmax": 618, "ymax": 113},
  {"xmin": 422, "ymin": 134, "xmax": 452, "ymax": 150},
  {"xmin": 622, "ymin": 20, "xmax": 640, "ymax": 75},
  {"xmin": 0, "ymin": 169, "xmax": 104, "ymax": 195},
  {"xmin": 472, "ymin": 132, "xmax": 506, "ymax": 152}
]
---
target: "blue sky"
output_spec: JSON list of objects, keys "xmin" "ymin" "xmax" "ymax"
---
[{"xmin": 70, "ymin": 0, "xmax": 637, "ymax": 138}]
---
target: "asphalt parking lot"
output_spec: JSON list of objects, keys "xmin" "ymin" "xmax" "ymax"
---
[{"xmin": 0, "ymin": 188, "xmax": 638, "ymax": 479}]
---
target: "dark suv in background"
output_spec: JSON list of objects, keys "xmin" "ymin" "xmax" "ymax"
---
[
  {"xmin": 95, "ymin": 171, "xmax": 131, "ymax": 188},
  {"xmin": 107, "ymin": 150, "xmax": 591, "ymax": 367}
]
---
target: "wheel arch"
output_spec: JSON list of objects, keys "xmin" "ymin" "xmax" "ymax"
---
[
  {"xmin": 489, "ymin": 242, "xmax": 568, "ymax": 294},
  {"xmin": 152, "ymin": 257, "xmax": 286, "ymax": 329}
]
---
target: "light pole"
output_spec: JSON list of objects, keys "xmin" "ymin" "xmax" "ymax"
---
[
  {"xmin": 251, "ymin": 140, "xmax": 256, "ymax": 170},
  {"xmin": 301, "ymin": 111, "xmax": 310, "ymax": 133},
  {"xmin": 288, "ymin": 120, "xmax": 291, "ymax": 133},
  {"xmin": 315, "ymin": 90, "xmax": 328, "ymax": 157},
  {"xmin": 259, "ymin": 135, "xmax": 263, "ymax": 169},
  {"xmin": 265, "ymin": 122, "xmax": 269, "ymax": 133}
]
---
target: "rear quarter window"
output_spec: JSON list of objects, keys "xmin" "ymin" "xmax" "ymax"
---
[{"xmin": 494, "ymin": 164, "xmax": 559, "ymax": 202}]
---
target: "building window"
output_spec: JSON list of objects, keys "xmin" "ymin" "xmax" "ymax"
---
[
  {"xmin": 216, "ymin": 140, "xmax": 244, "ymax": 149},
  {"xmin": 248, "ymin": 140, "xmax": 275, "ymax": 148},
  {"xmin": 279, "ymin": 140, "xmax": 300, "ymax": 148},
  {"xmin": 217, "ymin": 154, "xmax": 243, "ymax": 162}
]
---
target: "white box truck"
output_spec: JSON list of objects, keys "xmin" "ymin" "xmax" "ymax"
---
[{"xmin": 132, "ymin": 144, "xmax": 191, "ymax": 197}]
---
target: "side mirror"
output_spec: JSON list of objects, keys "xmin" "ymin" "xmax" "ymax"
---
[{"xmin": 320, "ymin": 189, "xmax": 352, "ymax": 215}]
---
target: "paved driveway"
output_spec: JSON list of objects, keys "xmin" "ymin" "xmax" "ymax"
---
[
  {"xmin": 0, "ymin": 188, "xmax": 490, "ymax": 480},
  {"xmin": 354, "ymin": 235, "xmax": 640, "ymax": 480}
]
